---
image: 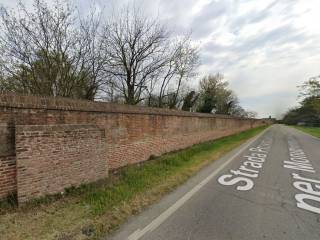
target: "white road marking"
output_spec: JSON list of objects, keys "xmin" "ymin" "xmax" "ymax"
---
[
  {"xmin": 285, "ymin": 137, "xmax": 320, "ymax": 214},
  {"xmin": 128, "ymin": 128, "xmax": 269, "ymax": 240},
  {"xmin": 217, "ymin": 137, "xmax": 272, "ymax": 191}
]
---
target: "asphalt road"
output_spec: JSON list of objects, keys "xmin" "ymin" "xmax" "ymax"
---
[{"xmin": 109, "ymin": 125, "xmax": 320, "ymax": 240}]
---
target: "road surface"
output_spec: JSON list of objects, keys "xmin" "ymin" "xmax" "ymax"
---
[{"xmin": 109, "ymin": 125, "xmax": 320, "ymax": 240}]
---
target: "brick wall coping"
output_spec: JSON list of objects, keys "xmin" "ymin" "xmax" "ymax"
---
[{"xmin": 0, "ymin": 92, "xmax": 257, "ymax": 120}]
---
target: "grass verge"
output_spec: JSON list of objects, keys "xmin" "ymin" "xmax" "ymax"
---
[
  {"xmin": 0, "ymin": 125, "xmax": 268, "ymax": 240},
  {"xmin": 292, "ymin": 126, "xmax": 320, "ymax": 138}
]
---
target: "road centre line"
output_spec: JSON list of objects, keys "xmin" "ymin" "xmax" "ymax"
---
[{"xmin": 127, "ymin": 128, "xmax": 269, "ymax": 240}]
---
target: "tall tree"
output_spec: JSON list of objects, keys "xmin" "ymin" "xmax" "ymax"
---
[
  {"xmin": 282, "ymin": 75, "xmax": 320, "ymax": 125},
  {"xmin": 0, "ymin": 0, "xmax": 200, "ymax": 106},
  {"xmin": 165, "ymin": 36, "xmax": 199, "ymax": 109},
  {"xmin": 197, "ymin": 73, "xmax": 229, "ymax": 113},
  {"xmin": 196, "ymin": 73, "xmax": 249, "ymax": 116},
  {"xmin": 101, "ymin": 7, "xmax": 169, "ymax": 105},
  {"xmin": 245, "ymin": 111, "xmax": 258, "ymax": 119},
  {"xmin": 0, "ymin": 0, "xmax": 106, "ymax": 99},
  {"xmin": 298, "ymin": 75, "xmax": 320, "ymax": 99},
  {"xmin": 181, "ymin": 90, "xmax": 199, "ymax": 111},
  {"xmin": 101, "ymin": 6, "xmax": 199, "ymax": 106}
]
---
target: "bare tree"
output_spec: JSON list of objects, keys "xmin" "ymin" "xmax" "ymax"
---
[
  {"xmin": 245, "ymin": 111, "xmax": 258, "ymax": 118},
  {"xmin": 101, "ymin": 7, "xmax": 169, "ymax": 104},
  {"xmin": 78, "ymin": 7, "xmax": 107, "ymax": 100},
  {"xmin": 156, "ymin": 35, "xmax": 199, "ymax": 108},
  {"xmin": 0, "ymin": 0, "xmax": 106, "ymax": 99},
  {"xmin": 0, "ymin": 0, "xmax": 200, "ymax": 106},
  {"xmin": 298, "ymin": 75, "xmax": 320, "ymax": 99}
]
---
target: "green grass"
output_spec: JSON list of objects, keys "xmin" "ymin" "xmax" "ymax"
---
[
  {"xmin": 293, "ymin": 126, "xmax": 320, "ymax": 138},
  {"xmin": 0, "ymin": 125, "xmax": 268, "ymax": 240}
]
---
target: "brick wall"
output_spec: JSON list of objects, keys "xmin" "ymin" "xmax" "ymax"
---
[
  {"xmin": 0, "ymin": 156, "xmax": 16, "ymax": 199},
  {"xmin": 0, "ymin": 123, "xmax": 15, "ymax": 156},
  {"xmin": 0, "ymin": 93, "xmax": 269, "ymax": 203},
  {"xmin": 105, "ymin": 115, "xmax": 253, "ymax": 169},
  {"xmin": 15, "ymin": 124, "xmax": 106, "ymax": 203},
  {"xmin": 0, "ymin": 123, "xmax": 16, "ymax": 199}
]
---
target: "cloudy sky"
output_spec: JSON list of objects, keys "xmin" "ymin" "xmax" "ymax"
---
[{"xmin": 1, "ymin": 0, "xmax": 320, "ymax": 118}]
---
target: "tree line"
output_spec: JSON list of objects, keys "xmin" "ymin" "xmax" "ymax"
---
[
  {"xmin": 282, "ymin": 75, "xmax": 320, "ymax": 126},
  {"xmin": 0, "ymin": 0, "xmax": 256, "ymax": 118}
]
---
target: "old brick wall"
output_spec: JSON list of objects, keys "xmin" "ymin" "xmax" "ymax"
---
[
  {"xmin": 15, "ymin": 124, "xmax": 106, "ymax": 202},
  {"xmin": 0, "ymin": 123, "xmax": 16, "ymax": 199},
  {"xmin": 0, "ymin": 156, "xmax": 16, "ymax": 199},
  {"xmin": 0, "ymin": 93, "xmax": 269, "ymax": 202},
  {"xmin": 105, "ymin": 115, "xmax": 253, "ymax": 169}
]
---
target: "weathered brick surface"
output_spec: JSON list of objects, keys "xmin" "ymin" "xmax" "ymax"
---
[
  {"xmin": 0, "ymin": 122, "xmax": 16, "ymax": 199},
  {"xmin": 0, "ymin": 93, "xmax": 269, "ymax": 202},
  {"xmin": 0, "ymin": 156, "xmax": 16, "ymax": 199},
  {"xmin": 16, "ymin": 124, "xmax": 106, "ymax": 202},
  {"xmin": 0, "ymin": 123, "xmax": 15, "ymax": 157},
  {"xmin": 105, "ymin": 115, "xmax": 255, "ymax": 169}
]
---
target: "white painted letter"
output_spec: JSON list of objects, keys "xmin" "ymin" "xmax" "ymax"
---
[
  {"xmin": 292, "ymin": 173, "xmax": 320, "ymax": 184},
  {"xmin": 243, "ymin": 155, "xmax": 265, "ymax": 162},
  {"xmin": 218, "ymin": 174, "xmax": 254, "ymax": 191},
  {"xmin": 293, "ymin": 181, "xmax": 320, "ymax": 196},
  {"xmin": 295, "ymin": 193, "xmax": 320, "ymax": 214},
  {"xmin": 244, "ymin": 161, "xmax": 263, "ymax": 169},
  {"xmin": 283, "ymin": 161, "xmax": 315, "ymax": 173}
]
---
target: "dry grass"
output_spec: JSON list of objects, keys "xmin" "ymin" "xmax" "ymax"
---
[{"xmin": 0, "ymin": 126, "xmax": 267, "ymax": 240}]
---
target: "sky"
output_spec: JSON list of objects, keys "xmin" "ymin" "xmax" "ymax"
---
[{"xmin": 1, "ymin": 0, "xmax": 320, "ymax": 118}]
